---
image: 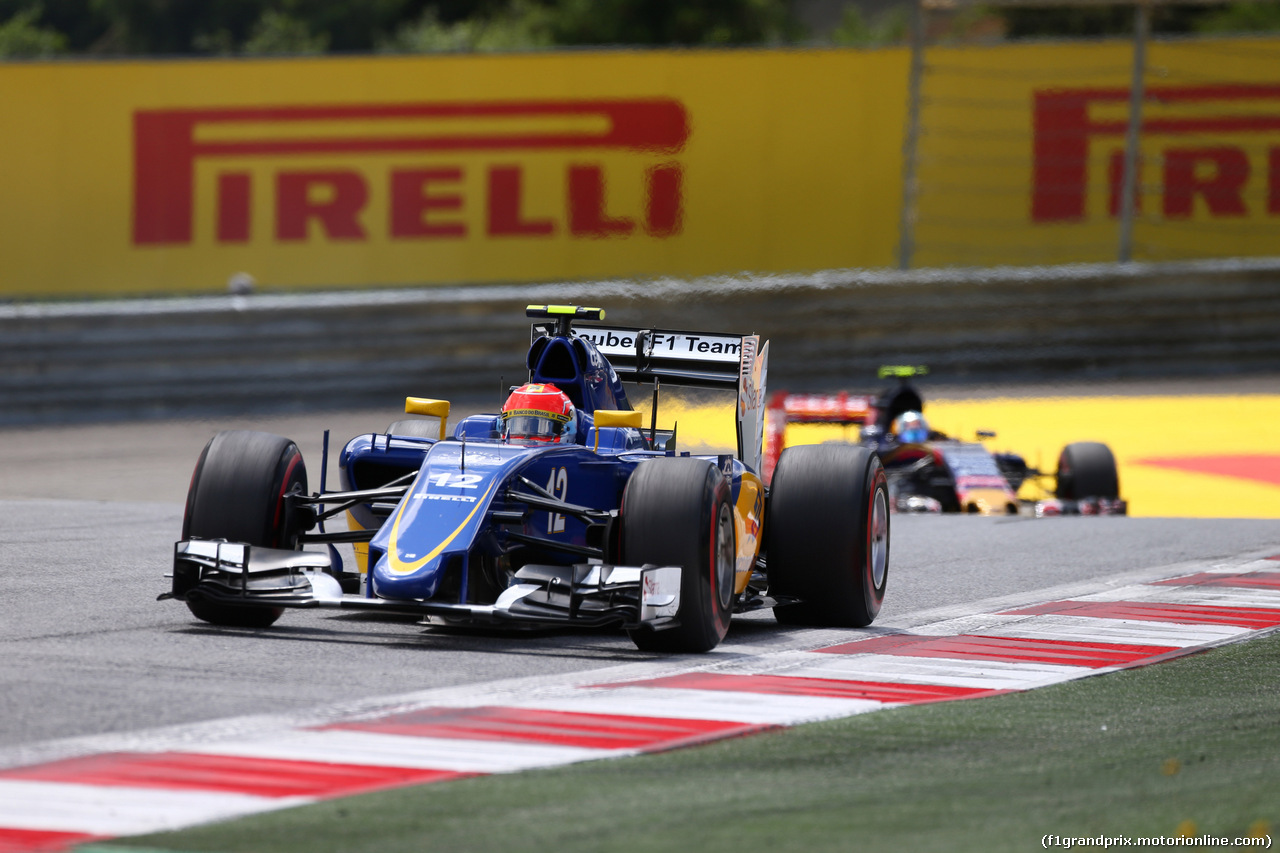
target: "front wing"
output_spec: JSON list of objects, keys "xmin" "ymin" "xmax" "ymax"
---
[
  {"xmin": 1033, "ymin": 497, "xmax": 1128, "ymax": 517},
  {"xmin": 164, "ymin": 539, "xmax": 683, "ymax": 630}
]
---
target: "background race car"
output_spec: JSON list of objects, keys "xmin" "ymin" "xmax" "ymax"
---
[
  {"xmin": 764, "ymin": 366, "xmax": 1126, "ymax": 517},
  {"xmin": 164, "ymin": 306, "xmax": 891, "ymax": 653}
]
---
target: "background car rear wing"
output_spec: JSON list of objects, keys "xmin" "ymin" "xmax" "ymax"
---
[
  {"xmin": 760, "ymin": 367, "xmax": 927, "ymax": 482},
  {"xmin": 571, "ymin": 323, "xmax": 769, "ymax": 475},
  {"xmin": 763, "ymin": 391, "xmax": 876, "ymax": 484},
  {"xmin": 769, "ymin": 391, "xmax": 876, "ymax": 425}
]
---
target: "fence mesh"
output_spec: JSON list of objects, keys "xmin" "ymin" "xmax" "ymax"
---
[{"xmin": 907, "ymin": 32, "xmax": 1280, "ymax": 267}]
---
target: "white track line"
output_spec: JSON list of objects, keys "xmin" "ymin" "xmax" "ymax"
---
[
  {"xmin": 185, "ymin": 729, "xmax": 613, "ymax": 774},
  {"xmin": 0, "ymin": 780, "xmax": 304, "ymax": 836}
]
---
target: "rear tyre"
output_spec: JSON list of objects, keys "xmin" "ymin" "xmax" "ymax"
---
[
  {"xmin": 1055, "ymin": 442, "xmax": 1119, "ymax": 500},
  {"xmin": 181, "ymin": 430, "xmax": 308, "ymax": 628},
  {"xmin": 622, "ymin": 457, "xmax": 736, "ymax": 653},
  {"xmin": 768, "ymin": 444, "xmax": 889, "ymax": 627}
]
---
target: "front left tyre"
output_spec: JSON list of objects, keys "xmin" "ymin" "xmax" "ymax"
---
[
  {"xmin": 181, "ymin": 430, "xmax": 308, "ymax": 628},
  {"xmin": 621, "ymin": 457, "xmax": 736, "ymax": 653}
]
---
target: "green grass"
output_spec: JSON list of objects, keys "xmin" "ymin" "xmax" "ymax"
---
[{"xmin": 88, "ymin": 634, "xmax": 1280, "ymax": 853}]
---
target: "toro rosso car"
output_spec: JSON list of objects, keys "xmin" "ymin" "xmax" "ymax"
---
[
  {"xmin": 764, "ymin": 366, "xmax": 1126, "ymax": 517},
  {"xmin": 163, "ymin": 306, "xmax": 890, "ymax": 653}
]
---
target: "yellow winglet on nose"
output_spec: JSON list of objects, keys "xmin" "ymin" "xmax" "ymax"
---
[
  {"xmin": 405, "ymin": 397, "xmax": 451, "ymax": 440},
  {"xmin": 592, "ymin": 409, "xmax": 643, "ymax": 451}
]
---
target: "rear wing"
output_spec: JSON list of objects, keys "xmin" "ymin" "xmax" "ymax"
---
[
  {"xmin": 574, "ymin": 324, "xmax": 769, "ymax": 474},
  {"xmin": 574, "ymin": 325, "xmax": 746, "ymax": 388}
]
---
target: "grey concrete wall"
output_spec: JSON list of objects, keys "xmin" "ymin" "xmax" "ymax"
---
[{"xmin": 3, "ymin": 258, "xmax": 1278, "ymax": 424}]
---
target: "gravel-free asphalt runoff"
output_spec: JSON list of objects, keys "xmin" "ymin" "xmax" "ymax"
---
[{"xmin": 1, "ymin": 398, "xmax": 1278, "ymax": 759}]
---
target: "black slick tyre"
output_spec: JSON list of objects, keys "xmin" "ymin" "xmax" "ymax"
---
[
  {"xmin": 181, "ymin": 430, "xmax": 308, "ymax": 628},
  {"xmin": 767, "ymin": 444, "xmax": 889, "ymax": 627},
  {"xmin": 1055, "ymin": 441, "xmax": 1120, "ymax": 500},
  {"xmin": 622, "ymin": 457, "xmax": 736, "ymax": 653}
]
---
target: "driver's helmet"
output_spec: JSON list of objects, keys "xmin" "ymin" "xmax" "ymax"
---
[
  {"xmin": 501, "ymin": 383, "xmax": 577, "ymax": 444},
  {"xmin": 893, "ymin": 410, "xmax": 929, "ymax": 444}
]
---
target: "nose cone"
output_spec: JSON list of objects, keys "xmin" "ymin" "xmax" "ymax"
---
[
  {"xmin": 371, "ymin": 551, "xmax": 449, "ymax": 599},
  {"xmin": 367, "ymin": 439, "xmax": 523, "ymax": 601},
  {"xmin": 371, "ymin": 480, "xmax": 492, "ymax": 600}
]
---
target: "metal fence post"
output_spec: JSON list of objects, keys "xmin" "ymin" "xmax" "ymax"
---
[
  {"xmin": 897, "ymin": 0, "xmax": 927, "ymax": 271},
  {"xmin": 1117, "ymin": 0, "xmax": 1150, "ymax": 263}
]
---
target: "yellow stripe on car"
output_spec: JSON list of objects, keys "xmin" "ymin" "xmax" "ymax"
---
[{"xmin": 388, "ymin": 481, "xmax": 498, "ymax": 575}]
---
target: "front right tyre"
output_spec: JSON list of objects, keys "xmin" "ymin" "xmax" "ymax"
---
[
  {"xmin": 181, "ymin": 430, "xmax": 308, "ymax": 628},
  {"xmin": 1055, "ymin": 441, "xmax": 1120, "ymax": 500}
]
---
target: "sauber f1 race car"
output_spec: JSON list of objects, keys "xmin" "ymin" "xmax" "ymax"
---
[
  {"xmin": 764, "ymin": 366, "xmax": 1126, "ymax": 517},
  {"xmin": 162, "ymin": 306, "xmax": 890, "ymax": 653}
]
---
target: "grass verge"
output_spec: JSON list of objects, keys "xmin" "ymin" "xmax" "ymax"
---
[{"xmin": 88, "ymin": 633, "xmax": 1280, "ymax": 853}]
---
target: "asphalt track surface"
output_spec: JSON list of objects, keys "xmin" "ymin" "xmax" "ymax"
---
[{"xmin": 1, "ymin": 399, "xmax": 1279, "ymax": 764}]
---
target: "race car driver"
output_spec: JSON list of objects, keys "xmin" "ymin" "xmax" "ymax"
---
[
  {"xmin": 893, "ymin": 410, "xmax": 930, "ymax": 444},
  {"xmin": 501, "ymin": 383, "xmax": 580, "ymax": 444}
]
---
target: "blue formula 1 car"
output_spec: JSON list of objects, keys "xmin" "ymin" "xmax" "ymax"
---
[{"xmin": 163, "ymin": 306, "xmax": 890, "ymax": 653}]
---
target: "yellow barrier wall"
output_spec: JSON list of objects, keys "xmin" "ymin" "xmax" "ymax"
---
[
  {"xmin": 911, "ymin": 38, "xmax": 1280, "ymax": 267},
  {"xmin": 3, "ymin": 37, "xmax": 1280, "ymax": 297},
  {"xmin": 0, "ymin": 50, "xmax": 907, "ymax": 297}
]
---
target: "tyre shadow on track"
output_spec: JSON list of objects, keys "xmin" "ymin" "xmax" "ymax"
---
[
  {"xmin": 168, "ymin": 620, "xmax": 663, "ymax": 662},
  {"xmin": 167, "ymin": 609, "xmax": 807, "ymax": 660}
]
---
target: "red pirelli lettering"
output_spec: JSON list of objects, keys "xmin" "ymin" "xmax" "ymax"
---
[
  {"xmin": 645, "ymin": 163, "xmax": 683, "ymax": 237},
  {"xmin": 487, "ymin": 165, "xmax": 555, "ymax": 237},
  {"xmin": 1163, "ymin": 147, "xmax": 1250, "ymax": 218},
  {"xmin": 391, "ymin": 168, "xmax": 466, "ymax": 239},
  {"xmin": 133, "ymin": 99, "xmax": 689, "ymax": 246},
  {"xmin": 276, "ymin": 170, "xmax": 368, "ymax": 241},
  {"xmin": 568, "ymin": 164, "xmax": 635, "ymax": 238},
  {"xmin": 217, "ymin": 172, "xmax": 251, "ymax": 242},
  {"xmin": 1032, "ymin": 84, "xmax": 1280, "ymax": 223}
]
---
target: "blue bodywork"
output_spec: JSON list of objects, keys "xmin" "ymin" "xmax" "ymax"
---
[
  {"xmin": 336, "ymin": 327, "xmax": 753, "ymax": 607},
  {"xmin": 169, "ymin": 306, "xmax": 777, "ymax": 652},
  {"xmin": 342, "ymin": 430, "xmax": 642, "ymax": 602}
]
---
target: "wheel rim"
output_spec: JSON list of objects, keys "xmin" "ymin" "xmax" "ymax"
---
[
  {"xmin": 870, "ymin": 485, "xmax": 889, "ymax": 590},
  {"xmin": 715, "ymin": 502, "xmax": 735, "ymax": 611}
]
